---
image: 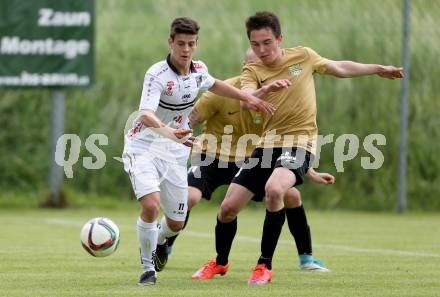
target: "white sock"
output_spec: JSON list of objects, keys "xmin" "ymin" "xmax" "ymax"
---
[
  {"xmin": 157, "ymin": 216, "xmax": 180, "ymax": 245},
  {"xmin": 137, "ymin": 217, "xmax": 158, "ymax": 272}
]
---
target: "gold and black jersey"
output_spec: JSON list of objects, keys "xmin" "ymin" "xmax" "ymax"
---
[
  {"xmin": 193, "ymin": 76, "xmax": 263, "ymax": 162},
  {"xmin": 241, "ymin": 47, "xmax": 330, "ymax": 154}
]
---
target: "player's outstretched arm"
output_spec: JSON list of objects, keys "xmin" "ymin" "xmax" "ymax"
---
[
  {"xmin": 209, "ymin": 80, "xmax": 275, "ymax": 114},
  {"xmin": 306, "ymin": 168, "xmax": 335, "ymax": 185},
  {"xmin": 240, "ymin": 79, "xmax": 291, "ymax": 109},
  {"xmin": 252, "ymin": 79, "xmax": 291, "ymax": 98},
  {"xmin": 325, "ymin": 61, "xmax": 403, "ymax": 79},
  {"xmin": 139, "ymin": 109, "xmax": 195, "ymax": 147}
]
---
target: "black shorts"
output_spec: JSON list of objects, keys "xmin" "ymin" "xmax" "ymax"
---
[
  {"xmin": 232, "ymin": 147, "xmax": 314, "ymax": 198},
  {"xmin": 187, "ymin": 154, "xmax": 264, "ymax": 202}
]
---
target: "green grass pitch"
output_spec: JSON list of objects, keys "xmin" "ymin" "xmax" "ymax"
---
[{"xmin": 1, "ymin": 204, "xmax": 439, "ymax": 297}]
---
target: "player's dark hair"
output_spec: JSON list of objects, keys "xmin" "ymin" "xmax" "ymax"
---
[
  {"xmin": 170, "ymin": 17, "xmax": 200, "ymax": 39},
  {"xmin": 245, "ymin": 11, "xmax": 281, "ymax": 39}
]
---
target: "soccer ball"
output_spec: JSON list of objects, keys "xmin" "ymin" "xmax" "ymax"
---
[{"xmin": 80, "ymin": 217, "xmax": 120, "ymax": 257}]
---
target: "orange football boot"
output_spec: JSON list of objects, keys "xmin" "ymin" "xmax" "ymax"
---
[
  {"xmin": 248, "ymin": 263, "xmax": 272, "ymax": 285},
  {"xmin": 192, "ymin": 259, "xmax": 230, "ymax": 280}
]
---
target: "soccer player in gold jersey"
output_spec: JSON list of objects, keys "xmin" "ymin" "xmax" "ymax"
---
[
  {"xmin": 157, "ymin": 51, "xmax": 334, "ymax": 272},
  {"xmin": 194, "ymin": 11, "xmax": 403, "ymax": 284}
]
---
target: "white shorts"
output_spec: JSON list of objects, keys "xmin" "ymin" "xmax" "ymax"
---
[{"xmin": 123, "ymin": 153, "xmax": 188, "ymax": 221}]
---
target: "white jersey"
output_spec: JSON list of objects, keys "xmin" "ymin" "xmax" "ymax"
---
[{"xmin": 124, "ymin": 55, "xmax": 216, "ymax": 164}]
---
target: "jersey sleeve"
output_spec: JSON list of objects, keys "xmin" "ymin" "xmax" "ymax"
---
[
  {"xmin": 305, "ymin": 47, "xmax": 331, "ymax": 74},
  {"xmin": 194, "ymin": 61, "xmax": 216, "ymax": 92},
  {"xmin": 193, "ymin": 91, "xmax": 219, "ymax": 121},
  {"xmin": 139, "ymin": 72, "xmax": 164, "ymax": 111},
  {"xmin": 241, "ymin": 65, "xmax": 259, "ymax": 90}
]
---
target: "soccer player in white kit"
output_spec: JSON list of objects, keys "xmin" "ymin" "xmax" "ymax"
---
[{"xmin": 123, "ymin": 17, "xmax": 275, "ymax": 286}]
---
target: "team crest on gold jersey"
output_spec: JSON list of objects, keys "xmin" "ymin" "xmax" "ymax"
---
[
  {"xmin": 289, "ymin": 64, "xmax": 302, "ymax": 76},
  {"xmin": 252, "ymin": 112, "xmax": 263, "ymax": 124},
  {"xmin": 252, "ymin": 114, "xmax": 263, "ymax": 125}
]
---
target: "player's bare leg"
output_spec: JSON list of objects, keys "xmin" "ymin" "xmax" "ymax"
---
[{"xmin": 166, "ymin": 186, "xmax": 202, "ymax": 255}]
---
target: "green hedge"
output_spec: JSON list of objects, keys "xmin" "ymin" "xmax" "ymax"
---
[{"xmin": 1, "ymin": 0, "xmax": 439, "ymax": 210}]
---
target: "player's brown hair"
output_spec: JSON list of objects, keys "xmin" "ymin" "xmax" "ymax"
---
[
  {"xmin": 245, "ymin": 11, "xmax": 281, "ymax": 39},
  {"xmin": 170, "ymin": 17, "xmax": 200, "ymax": 39}
]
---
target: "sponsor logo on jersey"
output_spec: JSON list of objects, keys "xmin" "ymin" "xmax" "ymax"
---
[
  {"xmin": 193, "ymin": 62, "xmax": 204, "ymax": 69},
  {"xmin": 172, "ymin": 115, "xmax": 183, "ymax": 128},
  {"xmin": 127, "ymin": 121, "xmax": 143, "ymax": 138},
  {"xmin": 165, "ymin": 80, "xmax": 174, "ymax": 96},
  {"xmin": 181, "ymin": 93, "xmax": 191, "ymax": 102}
]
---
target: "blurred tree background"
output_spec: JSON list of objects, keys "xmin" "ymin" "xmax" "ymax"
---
[{"xmin": 1, "ymin": 0, "xmax": 439, "ymax": 210}]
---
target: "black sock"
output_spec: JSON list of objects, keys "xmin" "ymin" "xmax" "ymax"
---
[
  {"xmin": 167, "ymin": 210, "xmax": 191, "ymax": 247},
  {"xmin": 258, "ymin": 208, "xmax": 286, "ymax": 270},
  {"xmin": 215, "ymin": 216, "xmax": 237, "ymax": 266},
  {"xmin": 257, "ymin": 256, "xmax": 273, "ymax": 270},
  {"xmin": 286, "ymin": 205, "xmax": 312, "ymax": 255}
]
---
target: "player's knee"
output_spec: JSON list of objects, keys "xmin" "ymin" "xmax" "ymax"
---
[
  {"xmin": 219, "ymin": 201, "xmax": 239, "ymax": 222},
  {"xmin": 265, "ymin": 184, "xmax": 285, "ymax": 202},
  {"xmin": 284, "ymin": 190, "xmax": 302, "ymax": 208},
  {"xmin": 139, "ymin": 196, "xmax": 160, "ymax": 216},
  {"xmin": 167, "ymin": 220, "xmax": 184, "ymax": 232},
  {"xmin": 265, "ymin": 184, "xmax": 286, "ymax": 211}
]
